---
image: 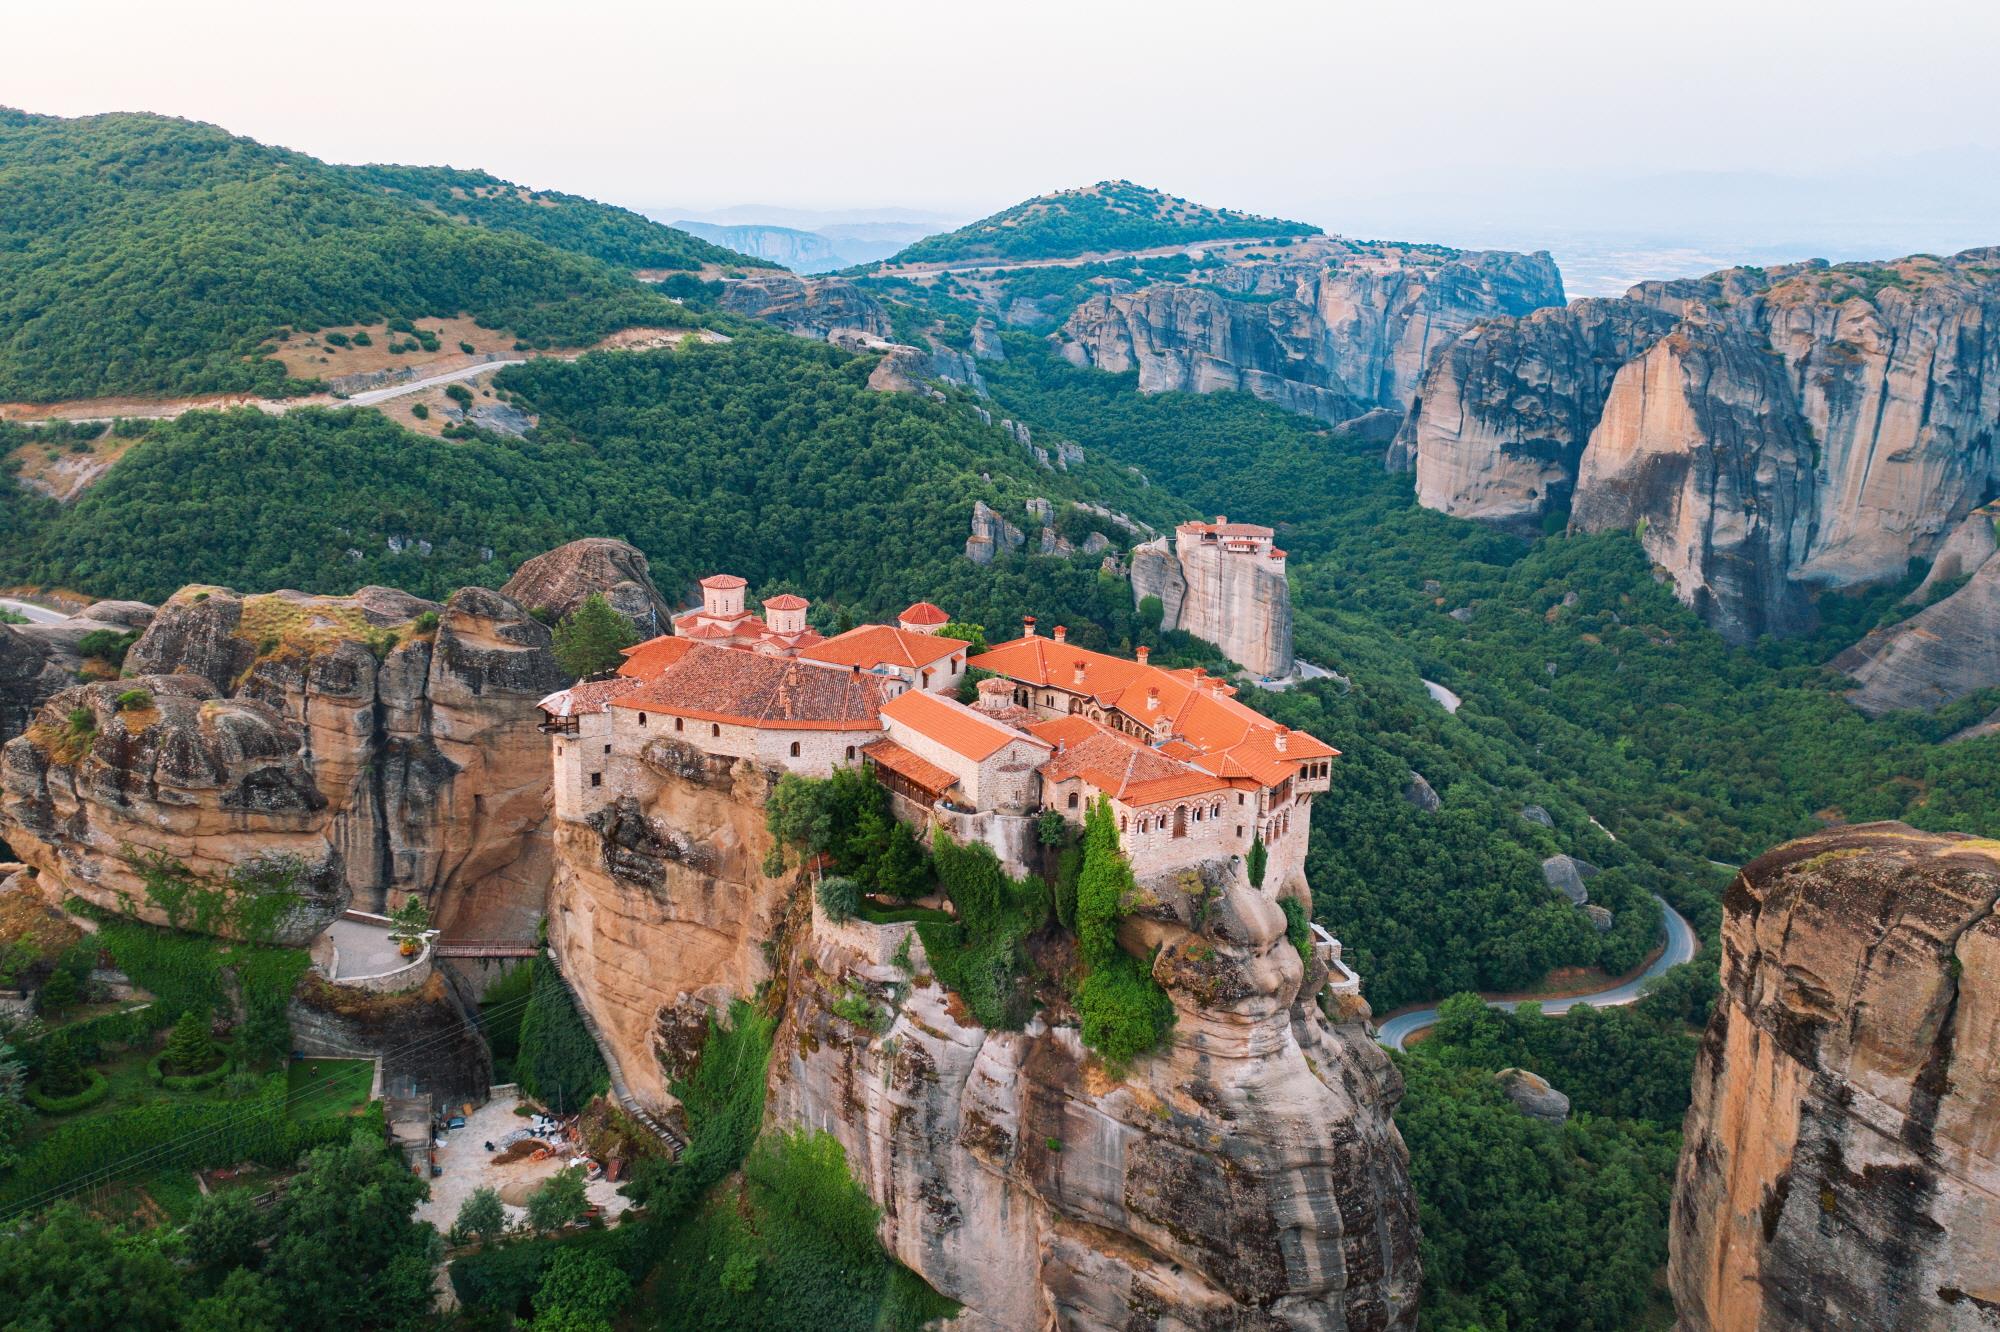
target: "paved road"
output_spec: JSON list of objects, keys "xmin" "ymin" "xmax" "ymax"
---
[
  {"xmin": 339, "ymin": 359, "xmax": 524, "ymax": 407},
  {"xmin": 1374, "ymin": 892, "xmax": 1699, "ymax": 1050},
  {"xmin": 0, "ymin": 597, "xmax": 69, "ymax": 625},
  {"xmin": 876, "ymin": 234, "xmax": 1305, "ymax": 278}
]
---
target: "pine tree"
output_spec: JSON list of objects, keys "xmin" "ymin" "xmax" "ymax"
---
[
  {"xmin": 550, "ymin": 592, "xmax": 637, "ymax": 679},
  {"xmin": 163, "ymin": 1006, "xmax": 218, "ymax": 1075},
  {"xmin": 36, "ymin": 1039, "xmax": 87, "ymax": 1097}
]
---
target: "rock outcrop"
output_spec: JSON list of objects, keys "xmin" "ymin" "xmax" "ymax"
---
[
  {"xmin": 1837, "ymin": 548, "xmax": 2000, "ymax": 715},
  {"xmin": 0, "ymin": 576, "xmax": 568, "ymax": 937},
  {"xmin": 1398, "ymin": 250, "xmax": 2000, "ymax": 642},
  {"xmin": 1058, "ymin": 237, "xmax": 1564, "ymax": 428},
  {"xmin": 1496, "ymin": 1068, "xmax": 1569, "ymax": 1123},
  {"xmin": 719, "ymin": 273, "xmax": 891, "ymax": 341},
  {"xmin": 1132, "ymin": 521, "xmax": 1295, "ymax": 679},
  {"xmin": 500, "ymin": 537, "xmax": 674, "ymax": 632},
  {"xmin": 550, "ymin": 746, "xmax": 1422, "ymax": 1328},
  {"xmin": 0, "ymin": 600, "xmax": 156, "ymax": 746},
  {"xmin": 1670, "ymin": 823, "xmax": 2000, "ymax": 1331},
  {"xmin": 965, "ymin": 500, "xmax": 1026, "ymax": 565}
]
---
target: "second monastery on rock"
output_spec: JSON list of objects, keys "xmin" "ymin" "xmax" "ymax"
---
[{"xmin": 539, "ymin": 574, "xmax": 1355, "ymax": 986}]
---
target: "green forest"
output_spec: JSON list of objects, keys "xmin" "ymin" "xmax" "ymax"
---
[
  {"xmin": 344, "ymin": 164, "xmax": 758, "ymax": 272},
  {"xmin": 0, "ymin": 109, "xmax": 700, "ymax": 401},
  {"xmin": 881, "ymin": 179, "xmax": 1320, "ymax": 265}
]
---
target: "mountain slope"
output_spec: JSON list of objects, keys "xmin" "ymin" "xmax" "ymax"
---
[
  {"xmin": 884, "ymin": 180, "xmax": 1319, "ymax": 266},
  {"xmin": 346, "ymin": 164, "xmax": 760, "ymax": 271},
  {"xmin": 0, "ymin": 109, "xmax": 696, "ymax": 402}
]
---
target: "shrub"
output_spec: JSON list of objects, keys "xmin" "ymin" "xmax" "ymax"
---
[
  {"xmin": 525, "ymin": 1165, "xmax": 588, "ymax": 1232},
  {"xmin": 350, "ymin": 331, "xmax": 373, "ymax": 347},
  {"xmin": 34, "ymin": 967, "xmax": 78, "ymax": 1016},
  {"xmin": 161, "ymin": 1006, "xmax": 221, "ymax": 1076},
  {"xmin": 1036, "ymin": 808, "xmax": 1069, "ymax": 847},
  {"xmin": 453, "ymin": 1186, "xmax": 507, "ymax": 1246},
  {"xmin": 413, "ymin": 609, "xmax": 440, "ymax": 635},
  {"xmin": 1075, "ymin": 953, "xmax": 1175, "ymax": 1068},
  {"xmin": 914, "ymin": 836, "xmax": 1045, "ymax": 1030},
  {"xmin": 1279, "ymin": 896, "xmax": 1311, "ymax": 965},
  {"xmin": 409, "ymin": 403, "xmax": 429, "ymax": 420},
  {"xmin": 149, "ymin": 1045, "xmax": 234, "ymax": 1091},
  {"xmin": 816, "ymin": 876, "xmax": 860, "ymax": 923},
  {"xmin": 458, "ymin": 341, "xmax": 476, "ymax": 355},
  {"xmin": 25, "ymin": 1067, "xmax": 110, "ymax": 1114},
  {"xmin": 323, "ymin": 332, "xmax": 351, "ymax": 347},
  {"xmin": 114, "ymin": 688, "xmax": 151, "ymax": 712}
]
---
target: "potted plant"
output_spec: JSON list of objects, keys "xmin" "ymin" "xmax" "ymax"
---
[{"xmin": 389, "ymin": 895, "xmax": 430, "ymax": 958}]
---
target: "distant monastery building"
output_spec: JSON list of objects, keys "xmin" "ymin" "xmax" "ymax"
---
[{"xmin": 539, "ymin": 577, "xmax": 1353, "ymax": 988}]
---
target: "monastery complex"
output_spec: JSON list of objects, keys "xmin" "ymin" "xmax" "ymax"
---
[{"xmin": 540, "ymin": 572, "xmax": 1357, "ymax": 991}]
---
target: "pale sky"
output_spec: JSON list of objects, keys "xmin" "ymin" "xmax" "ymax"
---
[{"xmin": 9, "ymin": 0, "xmax": 1999, "ymax": 270}]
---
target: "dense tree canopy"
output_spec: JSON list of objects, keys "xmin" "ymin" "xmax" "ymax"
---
[{"xmin": 0, "ymin": 109, "xmax": 697, "ymax": 401}]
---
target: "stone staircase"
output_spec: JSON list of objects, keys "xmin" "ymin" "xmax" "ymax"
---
[{"xmin": 544, "ymin": 956, "xmax": 685, "ymax": 1160}]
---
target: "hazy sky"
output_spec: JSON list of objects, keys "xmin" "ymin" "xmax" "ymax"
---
[{"xmin": 10, "ymin": 0, "xmax": 2000, "ymax": 272}]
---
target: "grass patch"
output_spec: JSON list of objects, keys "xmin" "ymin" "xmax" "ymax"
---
[{"xmin": 286, "ymin": 1057, "xmax": 375, "ymax": 1119}]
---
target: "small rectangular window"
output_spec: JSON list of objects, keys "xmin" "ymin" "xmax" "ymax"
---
[
  {"xmin": 604, "ymin": 744, "xmax": 612, "ymax": 754},
  {"xmin": 639, "ymin": 713, "xmax": 648, "ymax": 727},
  {"xmin": 590, "ymin": 772, "xmax": 603, "ymax": 787}
]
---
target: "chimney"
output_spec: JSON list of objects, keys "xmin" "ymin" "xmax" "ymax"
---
[
  {"xmin": 1023, "ymin": 615, "xmax": 1038, "ymax": 638},
  {"xmin": 1274, "ymin": 727, "xmax": 1288, "ymax": 753},
  {"xmin": 1053, "ymin": 625, "xmax": 1067, "ymax": 644},
  {"xmin": 1135, "ymin": 645, "xmax": 1150, "ymax": 665},
  {"xmin": 1146, "ymin": 687, "xmax": 1160, "ymax": 712},
  {"xmin": 1214, "ymin": 515, "xmax": 1227, "ymax": 525},
  {"xmin": 1072, "ymin": 659, "xmax": 1087, "ymax": 687}
]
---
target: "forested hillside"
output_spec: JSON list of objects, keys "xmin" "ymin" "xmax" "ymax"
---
[
  {"xmin": 882, "ymin": 180, "xmax": 1319, "ymax": 265},
  {"xmin": 0, "ymin": 332, "xmax": 1178, "ymax": 614},
  {"xmin": 345, "ymin": 164, "xmax": 760, "ymax": 272},
  {"xmin": 0, "ymin": 109, "xmax": 698, "ymax": 402}
]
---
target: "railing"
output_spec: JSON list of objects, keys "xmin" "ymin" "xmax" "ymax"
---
[{"xmin": 431, "ymin": 939, "xmax": 542, "ymax": 958}]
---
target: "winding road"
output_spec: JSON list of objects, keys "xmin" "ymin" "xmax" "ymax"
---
[
  {"xmin": 0, "ymin": 597, "xmax": 69, "ymax": 625},
  {"xmin": 1373, "ymin": 892, "xmax": 1699, "ymax": 1050}
]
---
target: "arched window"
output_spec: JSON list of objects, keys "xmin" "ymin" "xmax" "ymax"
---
[
  {"xmin": 638, "ymin": 712, "xmax": 648, "ymax": 727},
  {"xmin": 1173, "ymin": 806, "xmax": 1188, "ymax": 839},
  {"xmin": 711, "ymin": 723, "xmax": 720, "ymax": 738},
  {"xmin": 1119, "ymin": 815, "xmax": 1128, "ymax": 832},
  {"xmin": 845, "ymin": 745, "xmax": 856, "ymax": 761},
  {"xmin": 789, "ymin": 741, "xmax": 801, "ymax": 758},
  {"xmin": 1067, "ymin": 791, "xmax": 1079, "ymax": 809},
  {"xmin": 675, "ymin": 717, "xmax": 684, "ymax": 732}
]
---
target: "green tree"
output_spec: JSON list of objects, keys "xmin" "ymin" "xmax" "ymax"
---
[
  {"xmin": 526, "ymin": 1165, "xmax": 589, "ymax": 1232},
  {"xmin": 816, "ymin": 875, "xmax": 861, "ymax": 923},
  {"xmin": 260, "ymin": 1130, "xmax": 439, "ymax": 1332},
  {"xmin": 34, "ymin": 966, "xmax": 79, "ymax": 1016},
  {"xmin": 185, "ymin": 1187, "xmax": 267, "ymax": 1279},
  {"xmin": 388, "ymin": 894, "xmax": 429, "ymax": 948},
  {"xmin": 453, "ymin": 1185, "xmax": 507, "ymax": 1246},
  {"xmin": 533, "ymin": 1244, "xmax": 632, "ymax": 1326},
  {"xmin": 184, "ymin": 1269, "xmax": 286, "ymax": 1332},
  {"xmin": 551, "ymin": 592, "xmax": 638, "ymax": 679},
  {"xmin": 1246, "ymin": 834, "xmax": 1268, "ymax": 890},
  {"xmin": 0, "ymin": 1205, "xmax": 187, "ymax": 1331},
  {"xmin": 36, "ymin": 1037, "xmax": 88, "ymax": 1097},
  {"xmin": 938, "ymin": 620, "xmax": 988, "ymax": 653},
  {"xmin": 516, "ymin": 957, "xmax": 610, "ymax": 1113},
  {"xmin": 164, "ymin": 1005, "xmax": 220, "ymax": 1075}
]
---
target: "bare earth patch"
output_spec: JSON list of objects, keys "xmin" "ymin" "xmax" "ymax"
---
[{"xmin": 265, "ymin": 315, "xmax": 519, "ymax": 382}]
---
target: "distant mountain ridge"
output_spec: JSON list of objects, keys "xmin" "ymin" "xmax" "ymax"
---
[
  {"xmin": 883, "ymin": 180, "xmax": 1321, "ymax": 266},
  {"xmin": 0, "ymin": 108, "xmax": 718, "ymax": 402}
]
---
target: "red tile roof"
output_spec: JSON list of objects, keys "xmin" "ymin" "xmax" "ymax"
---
[
  {"xmin": 699, "ymin": 574, "xmax": 747, "ymax": 589},
  {"xmin": 898, "ymin": 601, "xmax": 951, "ymax": 626},
  {"xmin": 1028, "ymin": 715, "xmax": 1227, "ymax": 806},
  {"xmin": 538, "ymin": 675, "xmax": 643, "ymax": 718},
  {"xmin": 800, "ymin": 624, "xmax": 970, "ymax": 672},
  {"xmin": 1181, "ymin": 519, "xmax": 1274, "ymax": 538},
  {"xmin": 762, "ymin": 594, "xmax": 809, "ymax": 611},
  {"xmin": 611, "ymin": 643, "xmax": 888, "ymax": 730},
  {"xmin": 618, "ymin": 635, "xmax": 697, "ymax": 678},
  {"xmin": 970, "ymin": 635, "xmax": 1336, "ymax": 789},
  {"xmin": 879, "ymin": 689, "xmax": 1048, "ymax": 763},
  {"xmin": 861, "ymin": 738, "xmax": 957, "ymax": 795}
]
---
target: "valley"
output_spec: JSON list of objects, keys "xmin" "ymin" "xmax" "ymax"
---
[{"xmin": 0, "ymin": 99, "xmax": 1996, "ymax": 1332}]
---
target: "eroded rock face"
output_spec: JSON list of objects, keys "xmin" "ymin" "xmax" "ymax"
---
[
  {"xmin": 0, "ymin": 674, "xmax": 343, "ymax": 942},
  {"xmin": 1400, "ymin": 251, "xmax": 2000, "ymax": 642},
  {"xmin": 719, "ymin": 273, "xmax": 891, "ymax": 341},
  {"xmin": 0, "ymin": 601, "xmax": 156, "ymax": 747},
  {"xmin": 1836, "ymin": 549, "xmax": 2000, "ymax": 715},
  {"xmin": 500, "ymin": 537, "xmax": 673, "ymax": 631},
  {"xmin": 765, "ymin": 864, "xmax": 1421, "ymax": 1330},
  {"xmin": 1670, "ymin": 823, "xmax": 2000, "ymax": 1331},
  {"xmin": 1058, "ymin": 237, "xmax": 1564, "ymax": 428},
  {"xmin": 0, "ymin": 577, "xmax": 566, "ymax": 937}
]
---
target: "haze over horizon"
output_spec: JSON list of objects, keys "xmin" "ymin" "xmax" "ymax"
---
[{"xmin": 9, "ymin": 0, "xmax": 2000, "ymax": 291}]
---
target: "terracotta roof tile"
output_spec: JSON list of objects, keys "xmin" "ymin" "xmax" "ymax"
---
[
  {"xmin": 698, "ymin": 574, "xmax": 747, "ymax": 589},
  {"xmin": 898, "ymin": 601, "xmax": 951, "ymax": 626},
  {"xmin": 1027, "ymin": 714, "xmax": 1227, "ymax": 806},
  {"xmin": 860, "ymin": 738, "xmax": 957, "ymax": 795},
  {"xmin": 618, "ymin": 635, "xmax": 696, "ymax": 677},
  {"xmin": 800, "ymin": 625, "xmax": 969, "ymax": 672},
  {"xmin": 762, "ymin": 594, "xmax": 809, "ymax": 611},
  {"xmin": 611, "ymin": 642, "xmax": 888, "ymax": 730},
  {"xmin": 880, "ymin": 689, "xmax": 1047, "ymax": 763},
  {"xmin": 538, "ymin": 675, "xmax": 643, "ymax": 717}
]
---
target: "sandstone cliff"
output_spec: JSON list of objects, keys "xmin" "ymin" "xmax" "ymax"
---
[
  {"xmin": 0, "ymin": 576, "xmax": 571, "ymax": 939},
  {"xmin": 1670, "ymin": 823, "xmax": 2000, "ymax": 1331},
  {"xmin": 1836, "ymin": 547, "xmax": 2000, "ymax": 715},
  {"xmin": 718, "ymin": 272, "xmax": 891, "ymax": 341},
  {"xmin": 500, "ymin": 537, "xmax": 674, "ymax": 633},
  {"xmin": 0, "ymin": 600, "xmax": 155, "ymax": 746},
  {"xmin": 551, "ymin": 752, "xmax": 1420, "ymax": 1328},
  {"xmin": 1134, "ymin": 527, "xmax": 1296, "ymax": 679},
  {"xmin": 1057, "ymin": 237, "xmax": 1564, "ymax": 428},
  {"xmin": 1398, "ymin": 250, "xmax": 2000, "ymax": 643}
]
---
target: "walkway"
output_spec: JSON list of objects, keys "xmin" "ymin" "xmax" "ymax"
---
[
  {"xmin": 0, "ymin": 597, "xmax": 68, "ymax": 625},
  {"xmin": 1374, "ymin": 892, "xmax": 1699, "ymax": 1050},
  {"xmin": 325, "ymin": 916, "xmax": 407, "ymax": 979}
]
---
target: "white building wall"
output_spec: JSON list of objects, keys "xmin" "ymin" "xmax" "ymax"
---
[{"xmin": 608, "ymin": 707, "xmax": 874, "ymax": 781}]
